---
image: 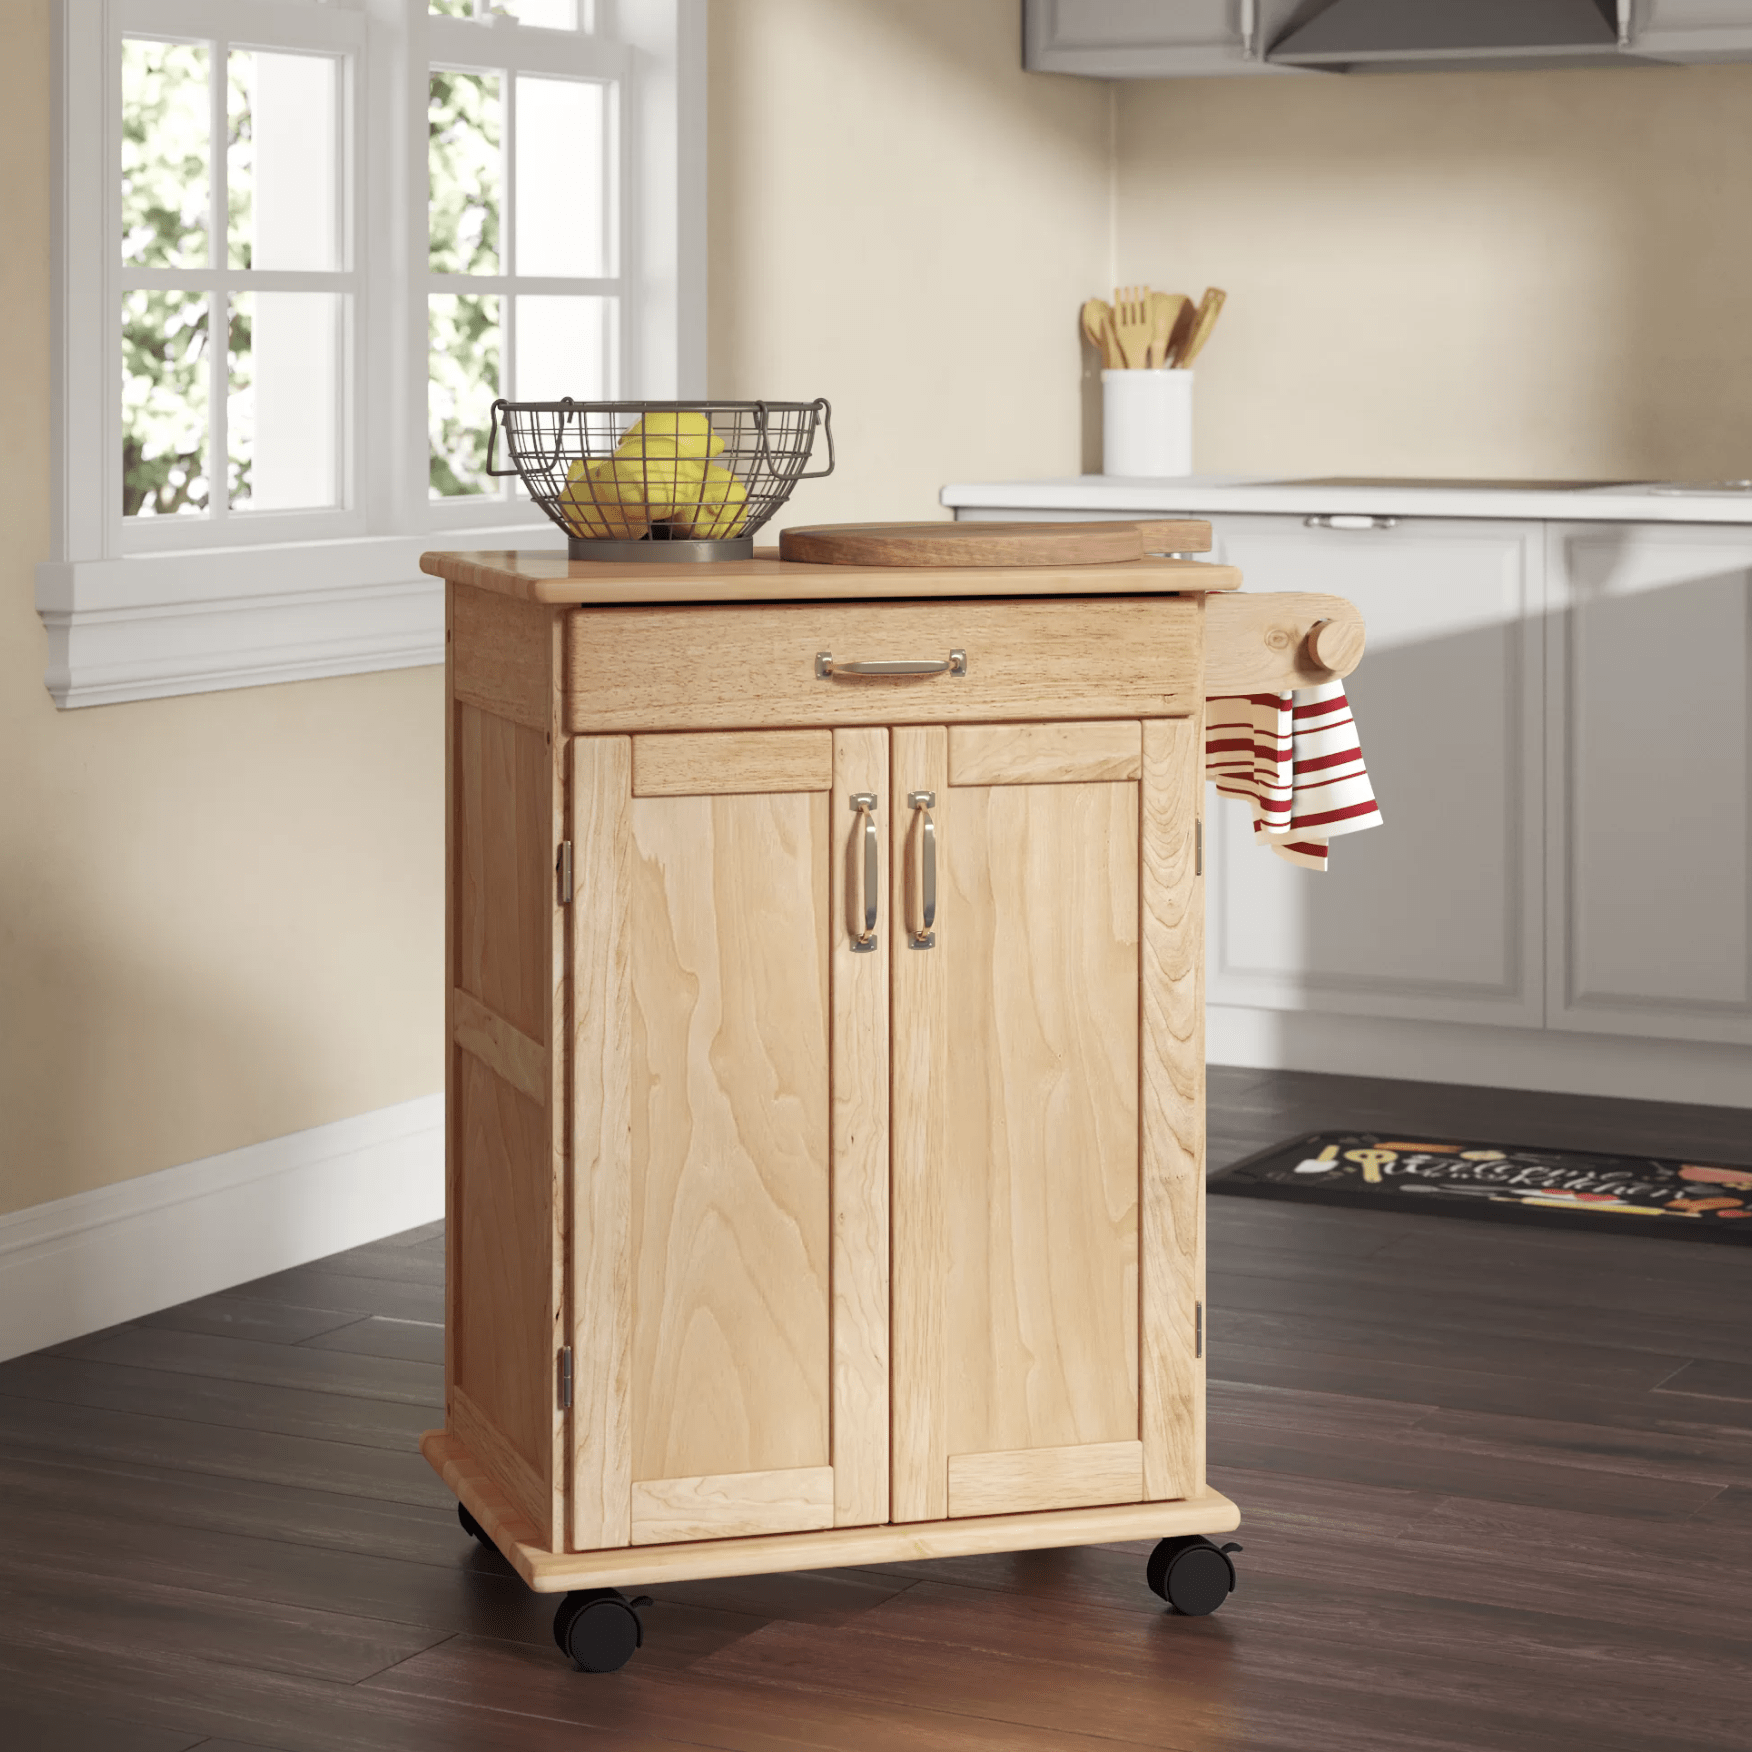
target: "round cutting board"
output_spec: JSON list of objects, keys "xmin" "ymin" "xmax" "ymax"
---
[{"xmin": 777, "ymin": 520, "xmax": 1209, "ymax": 568}]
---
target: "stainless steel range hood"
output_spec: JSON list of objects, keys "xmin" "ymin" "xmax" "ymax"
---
[{"xmin": 1268, "ymin": 0, "xmax": 1649, "ymax": 75}]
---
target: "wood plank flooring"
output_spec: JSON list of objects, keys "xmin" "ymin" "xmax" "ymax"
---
[{"xmin": 1, "ymin": 1068, "xmax": 1748, "ymax": 1750}]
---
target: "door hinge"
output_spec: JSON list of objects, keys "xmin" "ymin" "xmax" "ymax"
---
[
  {"xmin": 556, "ymin": 841, "xmax": 574, "ymax": 905},
  {"xmin": 1195, "ymin": 819, "xmax": 1203, "ymax": 877},
  {"xmin": 557, "ymin": 1345, "xmax": 574, "ymax": 1410},
  {"xmin": 1195, "ymin": 1301, "xmax": 1204, "ymax": 1359}
]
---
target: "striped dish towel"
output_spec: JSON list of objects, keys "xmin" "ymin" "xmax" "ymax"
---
[{"xmin": 1205, "ymin": 681, "xmax": 1383, "ymax": 871}]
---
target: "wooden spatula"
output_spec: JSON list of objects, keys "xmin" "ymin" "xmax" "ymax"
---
[
  {"xmin": 1146, "ymin": 292, "xmax": 1188, "ymax": 369},
  {"xmin": 1175, "ymin": 287, "xmax": 1228, "ymax": 369},
  {"xmin": 1111, "ymin": 285, "xmax": 1153, "ymax": 369}
]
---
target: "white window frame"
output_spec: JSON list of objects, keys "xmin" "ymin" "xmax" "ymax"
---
[{"xmin": 39, "ymin": 0, "xmax": 705, "ymax": 708}]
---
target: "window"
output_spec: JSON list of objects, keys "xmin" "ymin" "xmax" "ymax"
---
[{"xmin": 41, "ymin": 0, "xmax": 703, "ymax": 708}]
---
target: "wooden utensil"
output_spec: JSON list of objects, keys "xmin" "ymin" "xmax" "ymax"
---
[
  {"xmin": 1164, "ymin": 296, "xmax": 1197, "ymax": 367},
  {"xmin": 1175, "ymin": 287, "xmax": 1227, "ymax": 369},
  {"xmin": 778, "ymin": 519, "xmax": 1214, "ymax": 568},
  {"xmin": 1081, "ymin": 298, "xmax": 1119, "ymax": 369},
  {"xmin": 1111, "ymin": 284, "xmax": 1153, "ymax": 370},
  {"xmin": 1146, "ymin": 292, "xmax": 1188, "ymax": 369}
]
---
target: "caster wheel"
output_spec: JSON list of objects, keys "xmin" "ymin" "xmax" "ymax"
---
[
  {"xmin": 1147, "ymin": 1536, "xmax": 1241, "ymax": 1617},
  {"xmin": 553, "ymin": 1588, "xmax": 652, "ymax": 1673},
  {"xmin": 457, "ymin": 1501, "xmax": 493, "ymax": 1547}
]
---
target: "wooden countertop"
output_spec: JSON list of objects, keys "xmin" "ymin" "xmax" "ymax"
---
[{"xmin": 421, "ymin": 547, "xmax": 1243, "ymax": 605}]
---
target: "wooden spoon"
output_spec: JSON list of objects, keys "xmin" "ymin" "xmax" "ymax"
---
[
  {"xmin": 1164, "ymin": 296, "xmax": 1197, "ymax": 367},
  {"xmin": 1146, "ymin": 292, "xmax": 1187, "ymax": 369},
  {"xmin": 1080, "ymin": 298, "xmax": 1119, "ymax": 369},
  {"xmin": 1175, "ymin": 287, "xmax": 1228, "ymax": 369}
]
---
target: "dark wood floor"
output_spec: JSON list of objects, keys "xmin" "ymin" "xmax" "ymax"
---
[{"xmin": 2, "ymin": 1067, "xmax": 1749, "ymax": 1751}]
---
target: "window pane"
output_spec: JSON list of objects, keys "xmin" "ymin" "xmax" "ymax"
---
[
  {"xmin": 123, "ymin": 290, "xmax": 209, "ymax": 517},
  {"xmin": 506, "ymin": 0, "xmax": 579, "ymax": 27},
  {"xmin": 429, "ymin": 71, "xmax": 501, "ymax": 275},
  {"xmin": 230, "ymin": 293, "xmax": 343, "ymax": 511},
  {"xmin": 229, "ymin": 51, "xmax": 340, "ymax": 272},
  {"xmin": 430, "ymin": 293, "xmax": 501, "ymax": 497},
  {"xmin": 122, "ymin": 39, "xmax": 209, "ymax": 268},
  {"xmin": 515, "ymin": 78, "xmax": 607, "ymax": 278},
  {"xmin": 515, "ymin": 295, "xmax": 612, "ymax": 402}
]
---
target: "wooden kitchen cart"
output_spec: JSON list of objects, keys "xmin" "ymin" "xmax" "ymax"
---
[{"xmin": 420, "ymin": 534, "xmax": 1365, "ymax": 1671}]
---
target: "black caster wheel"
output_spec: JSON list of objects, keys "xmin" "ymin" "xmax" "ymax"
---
[
  {"xmin": 457, "ymin": 1501, "xmax": 493, "ymax": 1547},
  {"xmin": 553, "ymin": 1588, "xmax": 653, "ymax": 1673},
  {"xmin": 1147, "ymin": 1536, "xmax": 1241, "ymax": 1616}
]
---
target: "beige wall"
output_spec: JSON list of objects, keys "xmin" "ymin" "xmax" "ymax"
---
[
  {"xmin": 707, "ymin": 0, "xmax": 1112, "ymax": 516},
  {"xmin": 1117, "ymin": 63, "xmax": 1752, "ymax": 480},
  {"xmin": 2, "ymin": 0, "xmax": 1108, "ymax": 1221},
  {"xmin": 1, "ymin": 1, "xmax": 445, "ymax": 1219}
]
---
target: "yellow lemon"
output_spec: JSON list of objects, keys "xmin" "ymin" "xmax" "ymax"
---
[
  {"xmin": 677, "ymin": 463, "xmax": 749, "ymax": 538},
  {"xmin": 592, "ymin": 455, "xmax": 706, "ymax": 519},
  {"xmin": 615, "ymin": 410, "xmax": 723, "ymax": 461},
  {"xmin": 556, "ymin": 458, "xmax": 649, "ymax": 540}
]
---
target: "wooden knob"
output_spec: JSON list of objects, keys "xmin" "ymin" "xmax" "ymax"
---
[{"xmin": 1307, "ymin": 618, "xmax": 1366, "ymax": 676}]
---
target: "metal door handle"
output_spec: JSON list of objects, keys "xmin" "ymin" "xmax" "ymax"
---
[
  {"xmin": 849, "ymin": 794, "xmax": 878, "ymax": 952},
  {"xmin": 907, "ymin": 791, "xmax": 936, "ymax": 949},
  {"xmin": 1304, "ymin": 515, "xmax": 1398, "ymax": 531},
  {"xmin": 817, "ymin": 650, "xmax": 967, "ymax": 679}
]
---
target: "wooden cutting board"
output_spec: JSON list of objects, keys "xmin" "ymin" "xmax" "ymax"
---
[{"xmin": 777, "ymin": 519, "xmax": 1212, "ymax": 568}]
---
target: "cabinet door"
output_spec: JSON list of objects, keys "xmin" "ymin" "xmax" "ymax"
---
[
  {"xmin": 1205, "ymin": 514, "xmax": 1545, "ymax": 1029},
  {"xmin": 567, "ymin": 729, "xmax": 889, "ymax": 1550},
  {"xmin": 1547, "ymin": 524, "xmax": 1752, "ymax": 1045},
  {"xmin": 1025, "ymin": 0, "xmax": 1305, "ymax": 77},
  {"xmin": 890, "ymin": 720, "xmax": 1205, "ymax": 1522}
]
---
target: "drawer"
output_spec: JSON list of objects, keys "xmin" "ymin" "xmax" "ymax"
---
[{"xmin": 564, "ymin": 597, "xmax": 1202, "ymax": 733}]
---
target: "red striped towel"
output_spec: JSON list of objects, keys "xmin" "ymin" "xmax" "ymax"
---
[{"xmin": 1205, "ymin": 681, "xmax": 1382, "ymax": 871}]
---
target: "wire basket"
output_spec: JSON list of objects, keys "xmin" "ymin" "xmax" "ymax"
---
[{"xmin": 486, "ymin": 398, "xmax": 835, "ymax": 562}]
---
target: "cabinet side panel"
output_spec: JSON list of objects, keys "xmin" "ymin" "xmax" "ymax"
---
[
  {"xmin": 570, "ymin": 735, "xmax": 634, "ymax": 1552},
  {"xmin": 831, "ymin": 729, "xmax": 890, "ymax": 1528},
  {"xmin": 455, "ymin": 705, "xmax": 552, "ymax": 1041},
  {"xmin": 628, "ymin": 792, "xmax": 833, "ymax": 1484},
  {"xmin": 940, "ymin": 781, "xmax": 1141, "ymax": 1461},
  {"xmin": 452, "ymin": 1050, "xmax": 555, "ymax": 1529},
  {"xmin": 1141, "ymin": 715, "xmax": 1205, "ymax": 1500},
  {"xmin": 890, "ymin": 727, "xmax": 951, "ymax": 1523}
]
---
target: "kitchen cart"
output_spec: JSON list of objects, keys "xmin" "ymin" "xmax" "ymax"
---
[{"xmin": 419, "ymin": 526, "xmax": 1365, "ymax": 1671}]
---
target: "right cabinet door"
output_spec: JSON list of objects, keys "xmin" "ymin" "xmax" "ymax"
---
[
  {"xmin": 1546, "ymin": 523, "xmax": 1752, "ymax": 1045},
  {"xmin": 889, "ymin": 719, "xmax": 1205, "ymax": 1524}
]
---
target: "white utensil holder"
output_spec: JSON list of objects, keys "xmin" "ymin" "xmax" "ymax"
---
[{"xmin": 1102, "ymin": 370, "xmax": 1193, "ymax": 477}]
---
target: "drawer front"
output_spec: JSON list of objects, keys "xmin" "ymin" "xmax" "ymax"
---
[{"xmin": 564, "ymin": 597, "xmax": 1202, "ymax": 733}]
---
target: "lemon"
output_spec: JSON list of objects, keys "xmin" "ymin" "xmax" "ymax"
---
[
  {"xmin": 556, "ymin": 458, "xmax": 649, "ymax": 540},
  {"xmin": 676, "ymin": 463, "xmax": 749, "ymax": 538},
  {"xmin": 614, "ymin": 410, "xmax": 724, "ymax": 461},
  {"xmin": 591, "ymin": 455, "xmax": 706, "ymax": 520}
]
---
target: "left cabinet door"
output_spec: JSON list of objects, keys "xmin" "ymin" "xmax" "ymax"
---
[{"xmin": 568, "ymin": 729, "xmax": 891, "ymax": 1551}]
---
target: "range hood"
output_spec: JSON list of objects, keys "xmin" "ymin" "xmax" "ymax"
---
[{"xmin": 1268, "ymin": 0, "xmax": 1647, "ymax": 75}]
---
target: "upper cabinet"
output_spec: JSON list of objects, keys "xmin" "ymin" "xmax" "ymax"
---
[
  {"xmin": 1024, "ymin": 1, "xmax": 1752, "ymax": 79},
  {"xmin": 1023, "ymin": 0, "xmax": 1298, "ymax": 79},
  {"xmin": 1636, "ymin": 1, "xmax": 1752, "ymax": 56}
]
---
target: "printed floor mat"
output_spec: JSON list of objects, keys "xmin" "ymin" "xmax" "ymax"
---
[{"xmin": 1210, "ymin": 1131, "xmax": 1752, "ymax": 1244}]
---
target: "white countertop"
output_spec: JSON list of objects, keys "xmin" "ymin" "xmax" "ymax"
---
[{"xmin": 940, "ymin": 475, "xmax": 1752, "ymax": 525}]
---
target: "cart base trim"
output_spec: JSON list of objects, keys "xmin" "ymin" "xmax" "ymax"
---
[{"xmin": 422, "ymin": 1428, "xmax": 1241, "ymax": 1593}]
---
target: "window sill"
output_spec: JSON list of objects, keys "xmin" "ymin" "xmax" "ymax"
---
[{"xmin": 35, "ymin": 527, "xmax": 566, "ymax": 709}]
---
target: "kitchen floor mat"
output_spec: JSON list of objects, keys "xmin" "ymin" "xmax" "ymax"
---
[{"xmin": 1210, "ymin": 1131, "xmax": 1752, "ymax": 1244}]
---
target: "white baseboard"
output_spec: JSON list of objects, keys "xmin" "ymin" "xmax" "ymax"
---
[
  {"xmin": 0, "ymin": 1094, "xmax": 444, "ymax": 1364},
  {"xmin": 1208, "ymin": 1006, "xmax": 1752, "ymax": 1111}
]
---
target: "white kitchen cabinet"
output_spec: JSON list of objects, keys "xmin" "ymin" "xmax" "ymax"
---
[
  {"xmin": 1635, "ymin": 1, "xmax": 1752, "ymax": 58},
  {"xmin": 1545, "ymin": 523, "xmax": 1752, "ymax": 1046},
  {"xmin": 1200, "ymin": 515, "xmax": 1546, "ymax": 1030},
  {"xmin": 1023, "ymin": 0, "xmax": 1304, "ymax": 79}
]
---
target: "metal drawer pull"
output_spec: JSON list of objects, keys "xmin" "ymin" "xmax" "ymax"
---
[
  {"xmin": 849, "ymin": 793, "xmax": 878, "ymax": 953},
  {"xmin": 817, "ymin": 650, "xmax": 967, "ymax": 679},
  {"xmin": 1304, "ymin": 515, "xmax": 1398, "ymax": 531},
  {"xmin": 907, "ymin": 791, "xmax": 936, "ymax": 950}
]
